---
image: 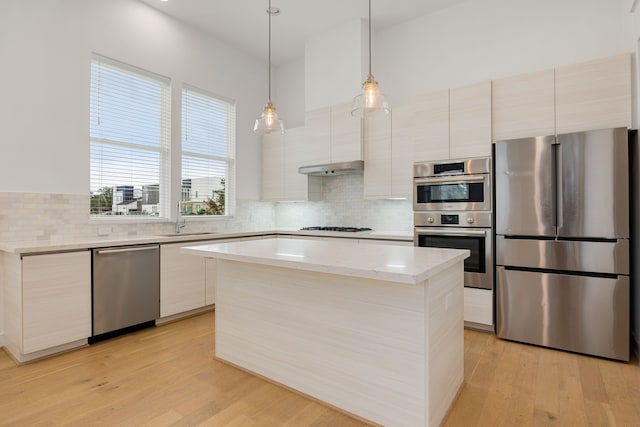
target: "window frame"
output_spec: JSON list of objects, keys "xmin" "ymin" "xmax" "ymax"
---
[
  {"xmin": 89, "ymin": 53, "xmax": 171, "ymax": 221},
  {"xmin": 180, "ymin": 83, "xmax": 236, "ymax": 219}
]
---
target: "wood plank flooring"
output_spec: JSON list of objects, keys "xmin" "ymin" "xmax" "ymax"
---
[{"xmin": 0, "ymin": 311, "xmax": 638, "ymax": 426}]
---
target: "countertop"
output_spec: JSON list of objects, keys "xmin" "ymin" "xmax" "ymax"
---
[
  {"xmin": 182, "ymin": 236, "xmax": 469, "ymax": 285},
  {"xmin": 0, "ymin": 229, "xmax": 413, "ymax": 255}
]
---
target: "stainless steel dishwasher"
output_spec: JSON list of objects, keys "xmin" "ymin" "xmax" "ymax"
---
[{"xmin": 92, "ymin": 244, "xmax": 160, "ymax": 339}]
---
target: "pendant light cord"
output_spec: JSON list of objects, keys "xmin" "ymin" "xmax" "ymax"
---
[
  {"xmin": 368, "ymin": 0, "xmax": 372, "ymax": 76},
  {"xmin": 268, "ymin": 0, "xmax": 272, "ymax": 101}
]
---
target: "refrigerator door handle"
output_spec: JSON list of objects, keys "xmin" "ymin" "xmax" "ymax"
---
[{"xmin": 554, "ymin": 143, "xmax": 563, "ymax": 229}]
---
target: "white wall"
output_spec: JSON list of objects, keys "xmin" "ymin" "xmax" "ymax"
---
[
  {"xmin": 277, "ymin": 0, "xmax": 633, "ymax": 112},
  {"xmin": 274, "ymin": 57, "xmax": 306, "ymax": 128},
  {"xmin": 0, "ymin": 0, "xmax": 265, "ymax": 200},
  {"xmin": 305, "ymin": 19, "xmax": 366, "ymax": 111}
]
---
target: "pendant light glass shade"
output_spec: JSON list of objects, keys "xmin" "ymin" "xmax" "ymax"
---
[
  {"xmin": 351, "ymin": 73, "xmax": 390, "ymax": 117},
  {"xmin": 351, "ymin": 0, "xmax": 390, "ymax": 117},
  {"xmin": 253, "ymin": 100, "xmax": 284, "ymax": 134},
  {"xmin": 254, "ymin": 0, "xmax": 285, "ymax": 134}
]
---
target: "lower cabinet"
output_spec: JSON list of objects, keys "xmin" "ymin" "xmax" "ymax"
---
[
  {"xmin": 160, "ymin": 237, "xmax": 258, "ymax": 318},
  {"xmin": 3, "ymin": 251, "xmax": 91, "ymax": 362},
  {"xmin": 464, "ymin": 287, "xmax": 493, "ymax": 328}
]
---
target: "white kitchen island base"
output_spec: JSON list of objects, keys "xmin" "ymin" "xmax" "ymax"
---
[{"xmin": 184, "ymin": 238, "xmax": 466, "ymax": 427}]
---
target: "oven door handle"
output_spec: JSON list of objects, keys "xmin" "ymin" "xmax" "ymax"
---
[
  {"xmin": 414, "ymin": 228, "xmax": 488, "ymax": 237},
  {"xmin": 414, "ymin": 175, "xmax": 486, "ymax": 185}
]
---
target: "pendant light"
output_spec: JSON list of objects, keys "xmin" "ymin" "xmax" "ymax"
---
[
  {"xmin": 351, "ymin": 0, "xmax": 390, "ymax": 117},
  {"xmin": 254, "ymin": 0, "xmax": 284, "ymax": 134}
]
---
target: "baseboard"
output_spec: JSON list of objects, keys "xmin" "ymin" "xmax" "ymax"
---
[{"xmin": 155, "ymin": 305, "xmax": 215, "ymax": 326}]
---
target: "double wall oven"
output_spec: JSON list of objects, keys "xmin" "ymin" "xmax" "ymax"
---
[{"xmin": 413, "ymin": 157, "xmax": 493, "ymax": 290}]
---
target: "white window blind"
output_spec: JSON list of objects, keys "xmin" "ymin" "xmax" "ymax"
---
[
  {"xmin": 89, "ymin": 54, "xmax": 170, "ymax": 218},
  {"xmin": 181, "ymin": 85, "xmax": 236, "ymax": 216}
]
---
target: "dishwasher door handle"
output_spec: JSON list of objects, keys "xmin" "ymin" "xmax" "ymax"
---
[{"xmin": 95, "ymin": 246, "xmax": 158, "ymax": 255}]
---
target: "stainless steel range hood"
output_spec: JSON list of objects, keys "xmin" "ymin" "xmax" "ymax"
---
[{"xmin": 298, "ymin": 160, "xmax": 364, "ymax": 176}]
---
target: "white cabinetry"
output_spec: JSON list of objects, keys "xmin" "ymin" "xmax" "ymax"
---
[
  {"xmin": 555, "ymin": 53, "xmax": 632, "ymax": 134},
  {"xmin": 449, "ymin": 81, "xmax": 492, "ymax": 158},
  {"xmin": 492, "ymin": 69, "xmax": 555, "ymax": 141},
  {"xmin": 412, "ymin": 82, "xmax": 492, "ymax": 163},
  {"xmin": 492, "ymin": 53, "xmax": 631, "ymax": 140},
  {"xmin": 160, "ymin": 242, "xmax": 208, "ymax": 317},
  {"xmin": 304, "ymin": 103, "xmax": 363, "ymax": 164},
  {"xmin": 330, "ymin": 103, "xmax": 363, "ymax": 162},
  {"xmin": 3, "ymin": 251, "xmax": 91, "ymax": 362},
  {"xmin": 261, "ymin": 132, "xmax": 284, "ymax": 201},
  {"xmin": 261, "ymin": 127, "xmax": 321, "ymax": 202},
  {"xmin": 160, "ymin": 237, "xmax": 259, "ymax": 318},
  {"xmin": 411, "ymin": 90, "xmax": 450, "ymax": 163},
  {"xmin": 363, "ymin": 107, "xmax": 413, "ymax": 199},
  {"xmin": 464, "ymin": 288, "xmax": 493, "ymax": 328},
  {"xmin": 363, "ymin": 113, "xmax": 393, "ymax": 198}
]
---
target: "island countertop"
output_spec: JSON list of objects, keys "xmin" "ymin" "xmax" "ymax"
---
[{"xmin": 182, "ymin": 236, "xmax": 469, "ymax": 285}]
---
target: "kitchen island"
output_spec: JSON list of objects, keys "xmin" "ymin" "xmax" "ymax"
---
[{"xmin": 182, "ymin": 237, "xmax": 468, "ymax": 427}]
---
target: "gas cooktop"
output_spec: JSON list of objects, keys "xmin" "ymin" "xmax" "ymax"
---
[{"xmin": 300, "ymin": 226, "xmax": 372, "ymax": 232}]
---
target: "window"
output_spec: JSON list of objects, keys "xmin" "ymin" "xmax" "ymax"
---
[
  {"xmin": 181, "ymin": 85, "xmax": 236, "ymax": 216},
  {"xmin": 89, "ymin": 54, "xmax": 170, "ymax": 218}
]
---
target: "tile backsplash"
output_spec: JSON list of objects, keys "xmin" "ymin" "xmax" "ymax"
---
[
  {"xmin": 0, "ymin": 173, "xmax": 411, "ymax": 242},
  {"xmin": 276, "ymin": 172, "xmax": 413, "ymax": 233}
]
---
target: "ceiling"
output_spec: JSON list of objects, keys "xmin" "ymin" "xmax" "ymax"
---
[{"xmin": 137, "ymin": 0, "xmax": 466, "ymax": 66}]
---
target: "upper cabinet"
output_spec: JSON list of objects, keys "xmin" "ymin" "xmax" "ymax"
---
[
  {"xmin": 449, "ymin": 81, "xmax": 493, "ymax": 159},
  {"xmin": 411, "ymin": 82, "xmax": 492, "ymax": 162},
  {"xmin": 261, "ymin": 127, "xmax": 321, "ymax": 202},
  {"xmin": 261, "ymin": 132, "xmax": 285, "ymax": 201},
  {"xmin": 330, "ymin": 103, "xmax": 363, "ymax": 162},
  {"xmin": 555, "ymin": 53, "xmax": 632, "ymax": 134},
  {"xmin": 411, "ymin": 90, "xmax": 450, "ymax": 163},
  {"xmin": 493, "ymin": 53, "xmax": 632, "ymax": 140},
  {"xmin": 305, "ymin": 103, "xmax": 363, "ymax": 164},
  {"xmin": 492, "ymin": 69, "xmax": 555, "ymax": 141},
  {"xmin": 363, "ymin": 113, "xmax": 393, "ymax": 198}
]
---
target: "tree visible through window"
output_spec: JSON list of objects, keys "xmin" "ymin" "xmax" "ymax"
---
[
  {"xmin": 89, "ymin": 54, "xmax": 170, "ymax": 218},
  {"xmin": 181, "ymin": 86, "xmax": 236, "ymax": 216}
]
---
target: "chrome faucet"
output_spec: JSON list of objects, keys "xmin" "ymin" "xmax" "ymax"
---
[{"xmin": 176, "ymin": 202, "xmax": 186, "ymax": 234}]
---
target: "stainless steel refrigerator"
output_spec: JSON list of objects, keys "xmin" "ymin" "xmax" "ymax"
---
[{"xmin": 495, "ymin": 127, "xmax": 630, "ymax": 361}]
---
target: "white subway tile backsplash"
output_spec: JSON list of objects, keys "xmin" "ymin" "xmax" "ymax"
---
[{"xmin": 0, "ymin": 174, "xmax": 411, "ymax": 242}]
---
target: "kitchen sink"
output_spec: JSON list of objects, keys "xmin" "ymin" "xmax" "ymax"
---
[{"xmin": 157, "ymin": 232, "xmax": 219, "ymax": 237}]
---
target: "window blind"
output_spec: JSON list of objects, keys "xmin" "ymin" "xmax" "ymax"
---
[
  {"xmin": 181, "ymin": 85, "xmax": 236, "ymax": 216},
  {"xmin": 89, "ymin": 54, "xmax": 170, "ymax": 218}
]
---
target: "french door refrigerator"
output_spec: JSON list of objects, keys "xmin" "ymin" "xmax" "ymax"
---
[{"xmin": 495, "ymin": 127, "xmax": 630, "ymax": 361}]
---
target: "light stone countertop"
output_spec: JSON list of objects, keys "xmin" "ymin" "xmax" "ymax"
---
[
  {"xmin": 182, "ymin": 236, "xmax": 469, "ymax": 285},
  {"xmin": 0, "ymin": 229, "xmax": 413, "ymax": 255}
]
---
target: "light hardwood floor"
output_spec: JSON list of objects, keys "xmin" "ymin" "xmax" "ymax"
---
[{"xmin": 0, "ymin": 311, "xmax": 638, "ymax": 426}]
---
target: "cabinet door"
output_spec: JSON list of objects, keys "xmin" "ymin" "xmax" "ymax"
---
[
  {"xmin": 205, "ymin": 258, "xmax": 216, "ymax": 305},
  {"xmin": 412, "ymin": 90, "xmax": 450, "ymax": 162},
  {"xmin": 492, "ymin": 69, "xmax": 555, "ymax": 141},
  {"xmin": 464, "ymin": 287, "xmax": 493, "ymax": 326},
  {"xmin": 363, "ymin": 113, "xmax": 392, "ymax": 198},
  {"xmin": 450, "ymin": 81, "xmax": 492, "ymax": 158},
  {"xmin": 303, "ymin": 107, "xmax": 331, "ymax": 164},
  {"xmin": 22, "ymin": 251, "xmax": 91, "ymax": 353},
  {"xmin": 330, "ymin": 102, "xmax": 362, "ymax": 162},
  {"xmin": 283, "ymin": 126, "xmax": 311, "ymax": 201},
  {"xmin": 555, "ymin": 53, "xmax": 632, "ymax": 134},
  {"xmin": 204, "ymin": 236, "xmax": 263, "ymax": 305},
  {"xmin": 160, "ymin": 242, "xmax": 206, "ymax": 317},
  {"xmin": 261, "ymin": 132, "xmax": 284, "ymax": 201},
  {"xmin": 390, "ymin": 104, "xmax": 415, "ymax": 199}
]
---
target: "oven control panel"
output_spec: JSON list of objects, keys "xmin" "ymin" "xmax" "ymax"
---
[{"xmin": 414, "ymin": 211, "xmax": 492, "ymax": 228}]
